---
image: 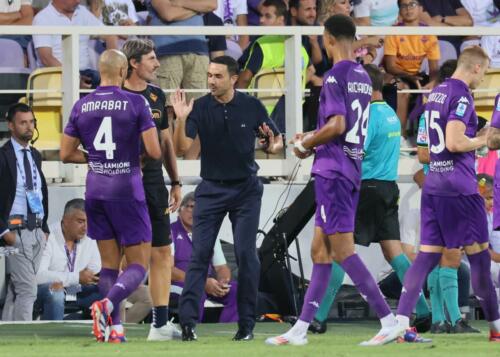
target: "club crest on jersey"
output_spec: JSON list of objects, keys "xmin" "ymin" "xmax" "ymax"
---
[
  {"xmin": 325, "ymin": 76, "xmax": 337, "ymax": 85},
  {"xmin": 456, "ymin": 103, "xmax": 467, "ymax": 117}
]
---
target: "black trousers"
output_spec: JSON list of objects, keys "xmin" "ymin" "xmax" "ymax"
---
[{"xmin": 179, "ymin": 176, "xmax": 263, "ymax": 330}]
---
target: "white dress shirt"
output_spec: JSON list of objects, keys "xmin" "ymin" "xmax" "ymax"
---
[{"xmin": 36, "ymin": 221, "xmax": 101, "ymax": 287}]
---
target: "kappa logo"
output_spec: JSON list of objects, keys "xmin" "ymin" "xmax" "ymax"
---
[
  {"xmin": 177, "ymin": 234, "xmax": 183, "ymax": 240},
  {"xmin": 458, "ymin": 96, "xmax": 470, "ymax": 104},
  {"xmin": 325, "ymin": 75, "xmax": 337, "ymax": 84},
  {"xmin": 308, "ymin": 300, "xmax": 320, "ymax": 308},
  {"xmin": 241, "ymin": 123, "xmax": 246, "ymax": 128},
  {"xmin": 401, "ymin": 287, "xmax": 407, "ymax": 294},
  {"xmin": 116, "ymin": 283, "xmax": 126, "ymax": 290}
]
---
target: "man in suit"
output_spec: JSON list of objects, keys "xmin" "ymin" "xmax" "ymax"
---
[{"xmin": 0, "ymin": 102, "xmax": 49, "ymax": 321}]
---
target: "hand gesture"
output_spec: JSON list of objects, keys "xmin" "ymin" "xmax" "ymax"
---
[
  {"xmin": 170, "ymin": 89, "xmax": 194, "ymax": 121},
  {"xmin": 258, "ymin": 123, "xmax": 275, "ymax": 153},
  {"xmin": 289, "ymin": 133, "xmax": 313, "ymax": 159}
]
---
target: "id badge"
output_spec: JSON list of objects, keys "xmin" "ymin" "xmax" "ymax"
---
[{"xmin": 26, "ymin": 190, "xmax": 43, "ymax": 214}]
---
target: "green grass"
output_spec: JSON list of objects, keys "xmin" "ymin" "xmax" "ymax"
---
[{"xmin": 0, "ymin": 321, "xmax": 499, "ymax": 356}]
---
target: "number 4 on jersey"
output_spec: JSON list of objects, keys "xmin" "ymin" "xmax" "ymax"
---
[{"xmin": 93, "ymin": 116, "xmax": 116, "ymax": 160}]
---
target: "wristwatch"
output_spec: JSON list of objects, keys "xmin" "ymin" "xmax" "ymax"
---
[{"xmin": 171, "ymin": 180, "xmax": 182, "ymax": 187}]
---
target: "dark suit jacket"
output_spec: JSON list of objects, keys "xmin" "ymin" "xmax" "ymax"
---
[{"xmin": 0, "ymin": 139, "xmax": 49, "ymax": 235}]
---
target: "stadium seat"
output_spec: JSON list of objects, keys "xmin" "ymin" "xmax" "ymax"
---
[
  {"xmin": 474, "ymin": 68, "xmax": 500, "ymax": 120},
  {"xmin": 0, "ymin": 39, "xmax": 26, "ymax": 68},
  {"xmin": 252, "ymin": 67, "xmax": 285, "ymax": 114},
  {"xmin": 25, "ymin": 67, "xmax": 63, "ymax": 150}
]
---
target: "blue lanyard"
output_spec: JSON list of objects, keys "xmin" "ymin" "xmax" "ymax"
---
[{"xmin": 15, "ymin": 150, "xmax": 38, "ymax": 191}]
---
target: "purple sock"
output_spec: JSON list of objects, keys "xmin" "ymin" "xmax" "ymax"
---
[
  {"xmin": 469, "ymin": 250, "xmax": 500, "ymax": 322},
  {"xmin": 98, "ymin": 268, "xmax": 119, "ymax": 298},
  {"xmin": 341, "ymin": 254, "xmax": 392, "ymax": 319},
  {"xmin": 107, "ymin": 264, "xmax": 147, "ymax": 325},
  {"xmin": 397, "ymin": 252, "xmax": 441, "ymax": 317},
  {"xmin": 299, "ymin": 264, "xmax": 331, "ymax": 323}
]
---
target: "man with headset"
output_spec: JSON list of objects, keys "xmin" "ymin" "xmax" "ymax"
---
[{"xmin": 0, "ymin": 102, "xmax": 49, "ymax": 321}]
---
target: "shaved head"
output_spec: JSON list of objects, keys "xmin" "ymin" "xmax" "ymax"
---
[{"xmin": 99, "ymin": 49, "xmax": 128, "ymax": 83}]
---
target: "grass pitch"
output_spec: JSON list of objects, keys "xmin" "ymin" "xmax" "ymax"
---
[{"xmin": 0, "ymin": 320, "xmax": 498, "ymax": 356}]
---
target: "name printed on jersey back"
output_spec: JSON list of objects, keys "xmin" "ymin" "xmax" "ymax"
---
[{"xmin": 81, "ymin": 99, "xmax": 129, "ymax": 113}]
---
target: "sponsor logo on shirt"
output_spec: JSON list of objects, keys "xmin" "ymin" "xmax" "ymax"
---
[
  {"xmin": 456, "ymin": 103, "xmax": 467, "ymax": 117},
  {"xmin": 325, "ymin": 75, "xmax": 337, "ymax": 84},
  {"xmin": 458, "ymin": 96, "xmax": 470, "ymax": 104},
  {"xmin": 89, "ymin": 161, "xmax": 131, "ymax": 175}
]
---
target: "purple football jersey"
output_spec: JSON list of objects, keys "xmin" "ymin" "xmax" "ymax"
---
[
  {"xmin": 64, "ymin": 86, "xmax": 155, "ymax": 201},
  {"xmin": 311, "ymin": 60, "xmax": 372, "ymax": 189},
  {"xmin": 423, "ymin": 78, "xmax": 478, "ymax": 196}
]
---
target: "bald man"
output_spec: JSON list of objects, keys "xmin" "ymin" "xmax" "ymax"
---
[{"xmin": 60, "ymin": 49, "xmax": 161, "ymax": 343}]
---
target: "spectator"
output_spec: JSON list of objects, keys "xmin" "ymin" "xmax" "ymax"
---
[
  {"xmin": 480, "ymin": 1, "xmax": 500, "ymax": 68},
  {"xmin": 32, "ymin": 0, "xmax": 118, "ymax": 89},
  {"xmin": 35, "ymin": 198, "xmax": 101, "ymax": 320},
  {"xmin": 352, "ymin": 0, "xmax": 399, "ymax": 26},
  {"xmin": 246, "ymin": 0, "xmax": 262, "ymax": 25},
  {"xmin": 384, "ymin": 0, "xmax": 440, "ymax": 137},
  {"xmin": 237, "ymin": 0, "xmax": 311, "ymax": 124},
  {"xmin": 204, "ymin": 12, "xmax": 228, "ymax": 59},
  {"xmin": 0, "ymin": 0, "xmax": 34, "ymax": 57},
  {"xmin": 148, "ymin": 0, "xmax": 216, "ymax": 159},
  {"xmin": 289, "ymin": 0, "xmax": 322, "ymax": 68},
  {"xmin": 0, "ymin": 103, "xmax": 49, "ymax": 321},
  {"xmin": 214, "ymin": 0, "xmax": 250, "ymax": 54},
  {"xmin": 170, "ymin": 192, "xmax": 238, "ymax": 323},
  {"xmin": 457, "ymin": 0, "xmax": 498, "ymax": 51},
  {"xmin": 418, "ymin": 0, "xmax": 473, "ymax": 54},
  {"xmin": 88, "ymin": 0, "xmax": 139, "ymax": 26}
]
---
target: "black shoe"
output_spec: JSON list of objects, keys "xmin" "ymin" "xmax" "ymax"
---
[
  {"xmin": 232, "ymin": 329, "xmax": 254, "ymax": 341},
  {"xmin": 450, "ymin": 319, "xmax": 481, "ymax": 334},
  {"xmin": 430, "ymin": 321, "xmax": 451, "ymax": 334},
  {"xmin": 412, "ymin": 314, "xmax": 432, "ymax": 333},
  {"xmin": 308, "ymin": 318, "xmax": 327, "ymax": 334},
  {"xmin": 181, "ymin": 325, "xmax": 197, "ymax": 341}
]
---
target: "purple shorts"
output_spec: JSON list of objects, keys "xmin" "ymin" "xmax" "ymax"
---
[
  {"xmin": 314, "ymin": 175, "xmax": 359, "ymax": 235},
  {"xmin": 85, "ymin": 199, "xmax": 152, "ymax": 246},
  {"xmin": 494, "ymin": 184, "xmax": 500, "ymax": 230},
  {"xmin": 420, "ymin": 192, "xmax": 488, "ymax": 249}
]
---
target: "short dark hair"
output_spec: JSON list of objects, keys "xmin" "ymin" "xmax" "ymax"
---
[
  {"xmin": 438, "ymin": 59, "xmax": 457, "ymax": 84},
  {"xmin": 397, "ymin": 0, "xmax": 420, "ymax": 7},
  {"xmin": 363, "ymin": 64, "xmax": 383, "ymax": 92},
  {"xmin": 324, "ymin": 14, "xmax": 356, "ymax": 42},
  {"xmin": 6, "ymin": 102, "xmax": 33, "ymax": 122},
  {"xmin": 289, "ymin": 0, "xmax": 300, "ymax": 9},
  {"xmin": 211, "ymin": 56, "xmax": 239, "ymax": 76},
  {"xmin": 121, "ymin": 39, "xmax": 156, "ymax": 78},
  {"xmin": 262, "ymin": 0, "xmax": 288, "ymax": 18},
  {"xmin": 63, "ymin": 198, "xmax": 85, "ymax": 216}
]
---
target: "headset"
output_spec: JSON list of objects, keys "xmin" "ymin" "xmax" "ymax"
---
[{"xmin": 5, "ymin": 102, "xmax": 39, "ymax": 145}]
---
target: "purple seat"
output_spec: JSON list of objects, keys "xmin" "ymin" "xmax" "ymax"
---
[{"xmin": 0, "ymin": 39, "xmax": 26, "ymax": 68}]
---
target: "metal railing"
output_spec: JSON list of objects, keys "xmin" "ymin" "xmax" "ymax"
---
[{"xmin": 0, "ymin": 25, "xmax": 499, "ymax": 181}]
